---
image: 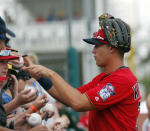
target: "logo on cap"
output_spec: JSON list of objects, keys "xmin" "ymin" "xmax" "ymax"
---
[{"xmin": 93, "ymin": 29, "xmax": 106, "ymax": 40}]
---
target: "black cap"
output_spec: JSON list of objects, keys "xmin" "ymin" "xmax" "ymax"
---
[
  {"xmin": 0, "ymin": 17, "xmax": 15, "ymax": 37},
  {"xmin": 83, "ymin": 38, "xmax": 106, "ymax": 45}
]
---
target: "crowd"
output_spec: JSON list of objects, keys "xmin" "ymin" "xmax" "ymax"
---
[{"xmin": 0, "ymin": 16, "xmax": 81, "ymax": 131}]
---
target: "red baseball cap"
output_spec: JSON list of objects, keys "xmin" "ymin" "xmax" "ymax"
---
[
  {"xmin": 83, "ymin": 29, "xmax": 109, "ymax": 45},
  {"xmin": 0, "ymin": 76, "xmax": 8, "ymax": 82},
  {"xmin": 0, "ymin": 50, "xmax": 19, "ymax": 60}
]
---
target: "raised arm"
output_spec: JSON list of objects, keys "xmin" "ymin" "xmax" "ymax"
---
[{"xmin": 23, "ymin": 65, "xmax": 94, "ymax": 112}]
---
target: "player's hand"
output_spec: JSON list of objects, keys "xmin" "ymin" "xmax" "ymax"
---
[{"xmin": 22, "ymin": 65, "xmax": 52, "ymax": 78}]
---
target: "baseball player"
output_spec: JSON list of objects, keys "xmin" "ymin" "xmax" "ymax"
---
[{"xmin": 23, "ymin": 13, "xmax": 141, "ymax": 131}]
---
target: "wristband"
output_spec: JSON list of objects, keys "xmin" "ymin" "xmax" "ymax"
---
[
  {"xmin": 29, "ymin": 105, "xmax": 37, "ymax": 112},
  {"xmin": 37, "ymin": 77, "xmax": 53, "ymax": 90}
]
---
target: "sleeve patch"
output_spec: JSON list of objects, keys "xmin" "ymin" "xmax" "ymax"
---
[{"xmin": 97, "ymin": 83, "xmax": 116, "ymax": 101}]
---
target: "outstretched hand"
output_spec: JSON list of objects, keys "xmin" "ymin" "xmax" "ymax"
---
[
  {"xmin": 15, "ymin": 89, "xmax": 37, "ymax": 106},
  {"xmin": 14, "ymin": 113, "xmax": 49, "ymax": 131},
  {"xmin": 22, "ymin": 65, "xmax": 53, "ymax": 79},
  {"xmin": 32, "ymin": 94, "xmax": 49, "ymax": 110}
]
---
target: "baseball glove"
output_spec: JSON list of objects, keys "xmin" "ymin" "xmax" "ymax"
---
[{"xmin": 98, "ymin": 13, "xmax": 131, "ymax": 52}]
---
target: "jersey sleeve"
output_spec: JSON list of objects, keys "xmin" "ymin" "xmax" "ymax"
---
[
  {"xmin": 78, "ymin": 81, "xmax": 94, "ymax": 94},
  {"xmin": 78, "ymin": 73, "xmax": 106, "ymax": 93},
  {"xmin": 85, "ymin": 75, "xmax": 138, "ymax": 110}
]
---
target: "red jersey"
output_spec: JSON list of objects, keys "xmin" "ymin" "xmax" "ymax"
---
[{"xmin": 78, "ymin": 67, "xmax": 141, "ymax": 131}]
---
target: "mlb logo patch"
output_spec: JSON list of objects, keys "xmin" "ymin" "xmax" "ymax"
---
[{"xmin": 98, "ymin": 83, "xmax": 116, "ymax": 101}]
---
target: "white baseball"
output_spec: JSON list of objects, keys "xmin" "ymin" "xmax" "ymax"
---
[
  {"xmin": 27, "ymin": 113, "xmax": 42, "ymax": 127},
  {"xmin": 40, "ymin": 103, "xmax": 55, "ymax": 113},
  {"xmin": 24, "ymin": 85, "xmax": 36, "ymax": 95}
]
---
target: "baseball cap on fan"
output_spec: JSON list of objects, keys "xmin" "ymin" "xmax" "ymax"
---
[
  {"xmin": 83, "ymin": 29, "xmax": 109, "ymax": 45},
  {"xmin": 0, "ymin": 17, "xmax": 15, "ymax": 37},
  {"xmin": 0, "ymin": 50, "xmax": 19, "ymax": 60}
]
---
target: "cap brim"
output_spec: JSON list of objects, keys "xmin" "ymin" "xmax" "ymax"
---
[
  {"xmin": 0, "ymin": 56, "xmax": 19, "ymax": 60},
  {"xmin": 83, "ymin": 38, "xmax": 105, "ymax": 45},
  {"xmin": 6, "ymin": 47, "xmax": 18, "ymax": 52},
  {"xmin": 6, "ymin": 28, "xmax": 15, "ymax": 37}
]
